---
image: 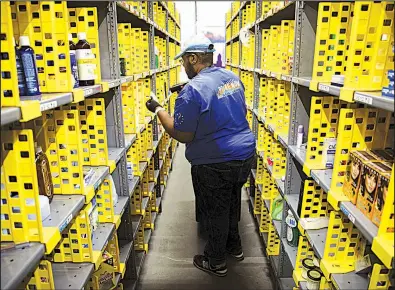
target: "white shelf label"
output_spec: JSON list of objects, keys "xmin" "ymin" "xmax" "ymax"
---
[
  {"xmin": 340, "ymin": 203, "xmax": 355, "ymax": 223},
  {"xmin": 59, "ymin": 214, "xmax": 73, "ymax": 232},
  {"xmin": 293, "ymin": 78, "xmax": 299, "ymax": 84},
  {"xmin": 40, "ymin": 100, "xmax": 57, "ymax": 111},
  {"xmin": 354, "ymin": 93, "xmax": 373, "ymax": 105},
  {"xmin": 312, "ymin": 172, "xmax": 320, "ymax": 186},
  {"xmin": 319, "ymin": 84, "xmax": 330, "ymax": 92},
  {"xmin": 84, "ymin": 88, "xmax": 94, "ymax": 96}
]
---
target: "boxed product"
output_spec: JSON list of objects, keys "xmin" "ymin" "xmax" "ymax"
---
[
  {"xmin": 371, "ymin": 149, "xmax": 394, "ymax": 163},
  {"xmin": 322, "ymin": 138, "xmax": 336, "ymax": 169},
  {"xmin": 343, "ymin": 151, "xmax": 379, "ymax": 204},
  {"xmin": 89, "ymin": 251, "xmax": 116, "ymax": 289},
  {"xmin": 88, "ymin": 197, "xmax": 99, "ymax": 239},
  {"xmin": 357, "ymin": 161, "xmax": 392, "ymax": 220},
  {"xmin": 371, "ymin": 164, "xmax": 392, "ymax": 227},
  {"xmin": 385, "ymin": 149, "xmax": 395, "ymax": 159}
]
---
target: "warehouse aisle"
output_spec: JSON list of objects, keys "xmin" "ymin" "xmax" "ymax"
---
[{"xmin": 136, "ymin": 145, "xmax": 273, "ymax": 290}]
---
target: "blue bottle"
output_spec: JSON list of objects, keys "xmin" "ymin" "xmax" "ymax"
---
[
  {"xmin": 14, "ymin": 37, "xmax": 27, "ymax": 96},
  {"xmin": 19, "ymin": 36, "xmax": 41, "ymax": 97}
]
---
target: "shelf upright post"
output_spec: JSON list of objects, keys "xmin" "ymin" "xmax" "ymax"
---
[
  {"xmin": 224, "ymin": 17, "xmax": 227, "ymax": 64},
  {"xmin": 230, "ymin": 39, "xmax": 233, "ymax": 68},
  {"xmin": 238, "ymin": 7, "xmax": 242, "ymax": 77},
  {"xmin": 252, "ymin": 1, "xmax": 262, "ymax": 140},
  {"xmin": 124, "ymin": 243, "xmax": 138, "ymax": 280},
  {"xmin": 97, "ymin": 2, "xmax": 128, "ymax": 196},
  {"xmin": 149, "ymin": 1, "xmax": 158, "ymax": 145}
]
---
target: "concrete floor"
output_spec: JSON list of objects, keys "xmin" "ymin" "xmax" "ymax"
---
[{"xmin": 136, "ymin": 145, "xmax": 274, "ymax": 290}]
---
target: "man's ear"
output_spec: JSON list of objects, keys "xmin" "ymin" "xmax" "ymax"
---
[{"xmin": 189, "ymin": 54, "xmax": 198, "ymax": 65}]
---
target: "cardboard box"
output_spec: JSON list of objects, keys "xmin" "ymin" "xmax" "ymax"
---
[
  {"xmin": 371, "ymin": 149, "xmax": 394, "ymax": 163},
  {"xmin": 357, "ymin": 162, "xmax": 392, "ymax": 220},
  {"xmin": 89, "ymin": 251, "xmax": 116, "ymax": 290},
  {"xmin": 343, "ymin": 151, "xmax": 379, "ymax": 204},
  {"xmin": 372, "ymin": 164, "xmax": 392, "ymax": 227}
]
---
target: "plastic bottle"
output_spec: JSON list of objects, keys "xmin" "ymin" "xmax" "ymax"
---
[
  {"xmin": 296, "ymin": 125, "xmax": 304, "ymax": 148},
  {"xmin": 69, "ymin": 34, "xmax": 79, "ymax": 88},
  {"xmin": 35, "ymin": 145, "xmax": 54, "ymax": 203},
  {"xmin": 75, "ymin": 32, "xmax": 96, "ymax": 86},
  {"xmin": 14, "ymin": 37, "xmax": 27, "ymax": 96},
  {"xmin": 19, "ymin": 36, "xmax": 41, "ymax": 96},
  {"xmin": 285, "ymin": 209, "xmax": 298, "ymax": 247}
]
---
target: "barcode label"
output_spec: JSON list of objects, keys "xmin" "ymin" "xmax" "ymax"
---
[
  {"xmin": 59, "ymin": 214, "xmax": 73, "ymax": 232},
  {"xmin": 319, "ymin": 84, "xmax": 330, "ymax": 92},
  {"xmin": 354, "ymin": 93, "xmax": 373, "ymax": 105},
  {"xmin": 84, "ymin": 88, "xmax": 94, "ymax": 96},
  {"xmin": 340, "ymin": 203, "xmax": 355, "ymax": 223},
  {"xmin": 40, "ymin": 100, "xmax": 57, "ymax": 111}
]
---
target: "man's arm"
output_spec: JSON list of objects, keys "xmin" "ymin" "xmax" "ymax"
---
[
  {"xmin": 156, "ymin": 109, "xmax": 195, "ymax": 143},
  {"xmin": 146, "ymin": 98, "xmax": 196, "ymax": 144}
]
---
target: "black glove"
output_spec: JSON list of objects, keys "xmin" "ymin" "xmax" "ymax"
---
[{"xmin": 146, "ymin": 97, "xmax": 162, "ymax": 113}]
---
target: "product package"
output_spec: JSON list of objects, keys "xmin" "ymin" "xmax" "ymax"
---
[
  {"xmin": 106, "ymin": 174, "xmax": 118, "ymax": 205},
  {"xmin": 35, "ymin": 145, "xmax": 54, "ymax": 203},
  {"xmin": 357, "ymin": 162, "xmax": 392, "ymax": 220},
  {"xmin": 322, "ymin": 138, "xmax": 336, "ymax": 169},
  {"xmin": 371, "ymin": 166, "xmax": 391, "ymax": 227},
  {"xmin": 271, "ymin": 195, "xmax": 283, "ymax": 220},
  {"xmin": 88, "ymin": 198, "xmax": 99, "ymax": 238},
  {"xmin": 371, "ymin": 149, "xmax": 394, "ymax": 163},
  {"xmin": 285, "ymin": 209, "xmax": 299, "ymax": 247},
  {"xmin": 343, "ymin": 150, "xmax": 379, "ymax": 204},
  {"xmin": 90, "ymin": 250, "xmax": 116, "ymax": 289}
]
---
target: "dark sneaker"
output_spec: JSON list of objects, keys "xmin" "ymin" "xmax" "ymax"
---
[
  {"xmin": 193, "ymin": 255, "xmax": 228, "ymax": 277},
  {"xmin": 227, "ymin": 250, "xmax": 244, "ymax": 261}
]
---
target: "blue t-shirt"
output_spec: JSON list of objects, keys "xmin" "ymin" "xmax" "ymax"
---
[{"xmin": 173, "ymin": 67, "xmax": 256, "ymax": 165}]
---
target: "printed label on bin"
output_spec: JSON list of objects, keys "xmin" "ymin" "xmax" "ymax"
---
[
  {"xmin": 40, "ymin": 101, "xmax": 57, "ymax": 112},
  {"xmin": 354, "ymin": 94, "xmax": 373, "ymax": 105},
  {"xmin": 59, "ymin": 214, "xmax": 73, "ymax": 232},
  {"xmin": 319, "ymin": 84, "xmax": 330, "ymax": 92},
  {"xmin": 340, "ymin": 203, "xmax": 355, "ymax": 223}
]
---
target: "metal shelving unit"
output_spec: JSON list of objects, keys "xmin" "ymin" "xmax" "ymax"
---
[
  {"xmin": 52, "ymin": 263, "xmax": 94, "ymax": 289},
  {"xmin": 227, "ymin": 1, "xmax": 394, "ymax": 289},
  {"xmin": 1, "ymin": 1, "xmax": 181, "ymax": 289},
  {"xmin": 0, "ymin": 243, "xmax": 45, "ymax": 290}
]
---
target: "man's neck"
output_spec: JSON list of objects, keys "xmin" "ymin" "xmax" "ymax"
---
[{"xmin": 195, "ymin": 64, "xmax": 212, "ymax": 74}]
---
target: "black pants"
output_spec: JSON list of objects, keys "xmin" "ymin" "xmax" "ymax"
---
[{"xmin": 191, "ymin": 157, "xmax": 253, "ymax": 266}]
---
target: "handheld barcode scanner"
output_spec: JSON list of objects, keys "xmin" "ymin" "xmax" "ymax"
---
[{"xmin": 170, "ymin": 82, "xmax": 188, "ymax": 94}]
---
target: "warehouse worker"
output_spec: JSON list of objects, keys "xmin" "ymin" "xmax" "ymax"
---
[{"xmin": 146, "ymin": 34, "xmax": 255, "ymax": 277}]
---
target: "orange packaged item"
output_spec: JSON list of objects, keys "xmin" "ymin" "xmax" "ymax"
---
[
  {"xmin": 35, "ymin": 145, "xmax": 54, "ymax": 202},
  {"xmin": 343, "ymin": 151, "xmax": 379, "ymax": 204},
  {"xmin": 371, "ymin": 166, "xmax": 391, "ymax": 227},
  {"xmin": 371, "ymin": 149, "xmax": 394, "ymax": 163},
  {"xmin": 357, "ymin": 162, "xmax": 392, "ymax": 220}
]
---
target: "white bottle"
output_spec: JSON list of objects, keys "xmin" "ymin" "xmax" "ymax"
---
[{"xmin": 296, "ymin": 125, "xmax": 304, "ymax": 148}]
